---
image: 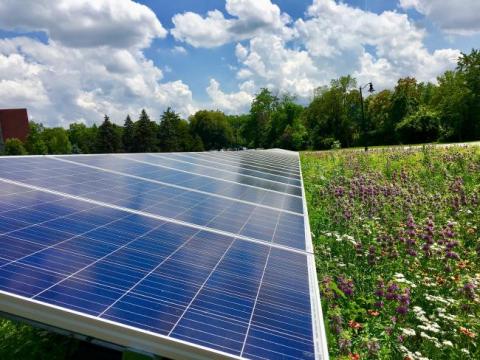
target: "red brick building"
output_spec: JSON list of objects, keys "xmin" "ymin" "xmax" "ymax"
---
[{"xmin": 0, "ymin": 108, "xmax": 30, "ymax": 151}]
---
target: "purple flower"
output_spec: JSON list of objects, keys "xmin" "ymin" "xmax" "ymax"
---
[
  {"xmin": 406, "ymin": 214, "xmax": 416, "ymax": 229},
  {"xmin": 407, "ymin": 248, "xmax": 418, "ymax": 257},
  {"xmin": 337, "ymin": 276, "xmax": 355, "ymax": 297},
  {"xmin": 396, "ymin": 305, "xmax": 408, "ymax": 315},
  {"xmin": 399, "ymin": 295, "xmax": 410, "ymax": 305},
  {"xmin": 334, "ymin": 187, "xmax": 345, "ymax": 197},
  {"xmin": 463, "ymin": 282, "xmax": 476, "ymax": 300},
  {"xmin": 446, "ymin": 251, "xmax": 460, "ymax": 260},
  {"xmin": 386, "ymin": 292, "xmax": 398, "ymax": 301},
  {"xmin": 387, "ymin": 283, "xmax": 399, "ymax": 292}
]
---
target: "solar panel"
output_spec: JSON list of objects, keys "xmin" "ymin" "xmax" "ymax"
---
[{"xmin": 0, "ymin": 150, "xmax": 328, "ymax": 360}]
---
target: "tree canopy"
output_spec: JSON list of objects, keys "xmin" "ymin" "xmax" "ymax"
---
[{"xmin": 189, "ymin": 110, "xmax": 233, "ymax": 150}]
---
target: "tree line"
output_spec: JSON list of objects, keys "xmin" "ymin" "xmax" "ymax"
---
[{"xmin": 2, "ymin": 49, "xmax": 479, "ymax": 156}]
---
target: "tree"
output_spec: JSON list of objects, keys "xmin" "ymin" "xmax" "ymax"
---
[
  {"xmin": 226, "ymin": 114, "xmax": 249, "ymax": 149},
  {"xmin": 304, "ymin": 76, "xmax": 359, "ymax": 149},
  {"xmin": 122, "ymin": 115, "xmax": 135, "ymax": 153},
  {"xmin": 67, "ymin": 123, "xmax": 97, "ymax": 154},
  {"xmin": 365, "ymin": 90, "xmax": 393, "ymax": 146},
  {"xmin": 189, "ymin": 110, "xmax": 233, "ymax": 150},
  {"xmin": 267, "ymin": 94, "xmax": 304, "ymax": 148},
  {"xmin": 133, "ymin": 109, "xmax": 157, "ymax": 152},
  {"xmin": 158, "ymin": 108, "xmax": 200, "ymax": 152},
  {"xmin": 432, "ymin": 71, "xmax": 469, "ymax": 141},
  {"xmin": 190, "ymin": 135, "xmax": 205, "ymax": 152},
  {"xmin": 456, "ymin": 49, "xmax": 480, "ymax": 139},
  {"xmin": 245, "ymin": 88, "xmax": 278, "ymax": 148},
  {"xmin": 25, "ymin": 122, "xmax": 48, "ymax": 155},
  {"xmin": 158, "ymin": 108, "xmax": 185, "ymax": 152},
  {"xmin": 388, "ymin": 77, "xmax": 420, "ymax": 143},
  {"xmin": 396, "ymin": 106, "xmax": 441, "ymax": 144},
  {"xmin": 3, "ymin": 138, "xmax": 27, "ymax": 155},
  {"xmin": 96, "ymin": 115, "xmax": 121, "ymax": 153},
  {"xmin": 278, "ymin": 120, "xmax": 307, "ymax": 150},
  {"xmin": 42, "ymin": 128, "xmax": 72, "ymax": 154}
]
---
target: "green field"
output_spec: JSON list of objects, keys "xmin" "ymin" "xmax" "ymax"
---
[{"xmin": 302, "ymin": 145, "xmax": 480, "ymax": 359}]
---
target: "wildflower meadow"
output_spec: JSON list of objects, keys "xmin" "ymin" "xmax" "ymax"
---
[{"xmin": 302, "ymin": 145, "xmax": 480, "ymax": 359}]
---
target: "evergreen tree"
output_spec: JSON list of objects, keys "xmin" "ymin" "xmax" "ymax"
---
[
  {"xmin": 158, "ymin": 108, "xmax": 190, "ymax": 152},
  {"xmin": 122, "ymin": 115, "xmax": 135, "ymax": 153},
  {"xmin": 96, "ymin": 115, "xmax": 121, "ymax": 153},
  {"xmin": 133, "ymin": 109, "xmax": 157, "ymax": 152}
]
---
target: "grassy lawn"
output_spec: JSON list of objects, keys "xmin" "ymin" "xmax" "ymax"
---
[{"xmin": 302, "ymin": 145, "xmax": 480, "ymax": 359}]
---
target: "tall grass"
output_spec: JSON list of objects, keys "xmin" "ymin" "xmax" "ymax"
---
[{"xmin": 302, "ymin": 146, "xmax": 480, "ymax": 359}]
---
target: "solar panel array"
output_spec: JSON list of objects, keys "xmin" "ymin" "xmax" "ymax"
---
[{"xmin": 0, "ymin": 150, "xmax": 327, "ymax": 360}]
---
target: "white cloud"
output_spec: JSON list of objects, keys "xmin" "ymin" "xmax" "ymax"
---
[
  {"xmin": 0, "ymin": 0, "xmax": 166, "ymax": 48},
  {"xmin": 206, "ymin": 79, "xmax": 253, "ymax": 114},
  {"xmin": 235, "ymin": 43, "xmax": 249, "ymax": 61},
  {"xmin": 0, "ymin": 1, "xmax": 198, "ymax": 126},
  {"xmin": 225, "ymin": 0, "xmax": 460, "ymax": 101},
  {"xmin": 399, "ymin": 0, "xmax": 480, "ymax": 35},
  {"xmin": 236, "ymin": 34, "xmax": 320, "ymax": 98},
  {"xmin": 171, "ymin": 46, "xmax": 187, "ymax": 55},
  {"xmin": 0, "ymin": 52, "xmax": 50, "ymax": 110},
  {"xmin": 171, "ymin": 0, "xmax": 292, "ymax": 48}
]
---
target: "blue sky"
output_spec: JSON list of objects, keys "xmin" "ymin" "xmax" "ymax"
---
[{"xmin": 0, "ymin": 0, "xmax": 479, "ymax": 126}]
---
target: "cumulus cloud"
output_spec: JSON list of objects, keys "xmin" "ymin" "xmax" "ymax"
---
[
  {"xmin": 171, "ymin": 0, "xmax": 291, "ymax": 48},
  {"xmin": 222, "ymin": 0, "xmax": 460, "ymax": 102},
  {"xmin": 0, "ymin": 1, "xmax": 195, "ymax": 126},
  {"xmin": 0, "ymin": 52, "xmax": 50, "ymax": 109},
  {"xmin": 206, "ymin": 79, "xmax": 253, "ymax": 114},
  {"xmin": 172, "ymin": 0, "xmax": 459, "ymax": 108},
  {"xmin": 399, "ymin": 0, "xmax": 480, "ymax": 35},
  {"xmin": 236, "ymin": 34, "xmax": 320, "ymax": 98},
  {"xmin": 0, "ymin": 0, "xmax": 166, "ymax": 48},
  {"xmin": 0, "ymin": 37, "xmax": 196, "ymax": 125}
]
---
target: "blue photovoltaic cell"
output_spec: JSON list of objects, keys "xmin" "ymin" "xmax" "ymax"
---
[
  {"xmin": 154, "ymin": 153, "xmax": 302, "ymax": 184},
  {"xmin": 57, "ymin": 154, "xmax": 303, "ymax": 197},
  {"xmin": 168, "ymin": 152, "xmax": 301, "ymax": 180},
  {"xmin": 0, "ymin": 157, "xmax": 306, "ymax": 250},
  {"xmin": 0, "ymin": 150, "xmax": 319, "ymax": 360},
  {"xmin": 199, "ymin": 152, "xmax": 300, "ymax": 175},
  {"xmin": 122, "ymin": 153, "xmax": 303, "ymax": 187}
]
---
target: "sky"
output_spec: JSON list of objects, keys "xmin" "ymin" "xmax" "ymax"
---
[{"xmin": 0, "ymin": 0, "xmax": 479, "ymax": 127}]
